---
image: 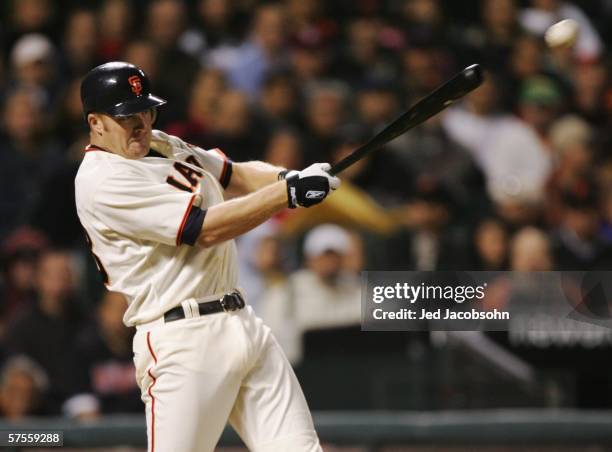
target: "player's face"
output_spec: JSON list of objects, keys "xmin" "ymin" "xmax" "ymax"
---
[{"xmin": 100, "ymin": 109, "xmax": 155, "ymax": 159}]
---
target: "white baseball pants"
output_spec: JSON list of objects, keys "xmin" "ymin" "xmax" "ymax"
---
[{"xmin": 133, "ymin": 305, "xmax": 322, "ymax": 452}]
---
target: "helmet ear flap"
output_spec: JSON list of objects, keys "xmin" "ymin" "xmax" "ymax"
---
[{"xmin": 150, "ymin": 107, "xmax": 158, "ymax": 124}]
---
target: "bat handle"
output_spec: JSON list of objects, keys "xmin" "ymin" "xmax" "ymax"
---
[{"xmin": 328, "ymin": 147, "xmax": 368, "ymax": 176}]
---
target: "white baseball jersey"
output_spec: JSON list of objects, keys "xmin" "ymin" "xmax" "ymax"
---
[{"xmin": 75, "ymin": 130, "xmax": 237, "ymax": 326}]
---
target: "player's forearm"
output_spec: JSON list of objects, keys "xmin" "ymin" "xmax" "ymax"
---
[
  {"xmin": 228, "ymin": 161, "xmax": 284, "ymax": 195},
  {"xmin": 197, "ymin": 181, "xmax": 287, "ymax": 247}
]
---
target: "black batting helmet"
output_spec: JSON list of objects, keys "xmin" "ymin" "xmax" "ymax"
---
[{"xmin": 80, "ymin": 61, "xmax": 166, "ymax": 118}]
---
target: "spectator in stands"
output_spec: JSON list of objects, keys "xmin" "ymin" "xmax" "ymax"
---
[
  {"xmin": 2, "ymin": 0, "xmax": 57, "ymax": 58},
  {"xmin": 286, "ymin": 0, "xmax": 337, "ymax": 48},
  {"xmin": 189, "ymin": 0, "xmax": 244, "ymax": 52},
  {"xmin": 599, "ymin": 185, "xmax": 612, "ymax": 244},
  {"xmin": 9, "ymin": 33, "xmax": 60, "ymax": 110},
  {"xmin": 97, "ymin": 0, "xmax": 133, "ymax": 61},
  {"xmin": 332, "ymin": 16, "xmax": 396, "ymax": 88},
  {"xmin": 356, "ymin": 78, "xmax": 400, "ymax": 130},
  {"xmin": 0, "ymin": 228, "xmax": 48, "ymax": 333},
  {"xmin": 442, "ymin": 74, "xmax": 551, "ymax": 226},
  {"xmin": 145, "ymin": 0, "xmax": 200, "ymax": 121},
  {"xmin": 7, "ymin": 250, "xmax": 84, "ymax": 414},
  {"xmin": 52, "ymin": 78, "xmax": 88, "ymax": 148},
  {"xmin": 0, "ymin": 88, "xmax": 64, "ymax": 234},
  {"xmin": 505, "ymin": 35, "xmax": 547, "ymax": 106},
  {"xmin": 545, "ymin": 115, "xmax": 594, "ymax": 224},
  {"xmin": 331, "ymin": 123, "xmax": 412, "ymax": 205},
  {"xmin": 510, "ymin": 227, "xmax": 554, "ymax": 271},
  {"xmin": 552, "ymin": 181, "xmax": 612, "ymax": 270},
  {"xmin": 72, "ymin": 292, "xmax": 141, "ymax": 415},
  {"xmin": 401, "ymin": 40, "xmax": 451, "ymax": 102},
  {"xmin": 571, "ymin": 60, "xmax": 609, "ymax": 128},
  {"xmin": 256, "ymin": 71, "xmax": 301, "ymax": 128},
  {"xmin": 472, "ymin": 218, "xmax": 509, "ymax": 270},
  {"xmin": 302, "ymin": 81, "xmax": 348, "ymax": 164},
  {"xmin": 261, "ymin": 224, "xmax": 361, "ymax": 364},
  {"xmin": 208, "ymin": 3, "xmax": 289, "ymax": 95},
  {"xmin": 263, "ymin": 128, "xmax": 303, "ymax": 170},
  {"xmin": 481, "ymin": 227, "xmax": 553, "ymax": 312},
  {"xmin": 388, "ymin": 113, "xmax": 487, "ymax": 213},
  {"xmin": 61, "ymin": 9, "xmax": 99, "ymax": 78},
  {"xmin": 237, "ymin": 222, "xmax": 288, "ymax": 312},
  {"xmin": 464, "ymin": 0, "xmax": 522, "ymax": 71},
  {"xmin": 166, "ymin": 68, "xmax": 227, "ymax": 144},
  {"xmin": 289, "ymin": 26, "xmax": 332, "ymax": 87},
  {"xmin": 386, "ymin": 180, "xmax": 471, "ymax": 270},
  {"xmin": 400, "ymin": 0, "xmax": 447, "ymax": 46},
  {"xmin": 197, "ymin": 89, "xmax": 266, "ymax": 162},
  {"xmin": 518, "ymin": 76, "xmax": 564, "ymax": 143},
  {"xmin": 0, "ymin": 356, "xmax": 48, "ymax": 419}
]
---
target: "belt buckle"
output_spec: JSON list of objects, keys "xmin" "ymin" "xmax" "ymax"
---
[{"xmin": 220, "ymin": 293, "xmax": 243, "ymax": 312}]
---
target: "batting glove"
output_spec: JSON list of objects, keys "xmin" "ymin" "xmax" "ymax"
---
[{"xmin": 285, "ymin": 163, "xmax": 340, "ymax": 208}]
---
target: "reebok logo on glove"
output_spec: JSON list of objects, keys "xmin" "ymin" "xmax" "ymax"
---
[{"xmin": 305, "ymin": 190, "xmax": 326, "ymax": 199}]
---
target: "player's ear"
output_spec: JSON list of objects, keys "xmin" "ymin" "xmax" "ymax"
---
[{"xmin": 88, "ymin": 113, "xmax": 104, "ymax": 135}]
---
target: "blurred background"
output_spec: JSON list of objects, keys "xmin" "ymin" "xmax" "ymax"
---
[{"xmin": 1, "ymin": 0, "xmax": 612, "ymax": 450}]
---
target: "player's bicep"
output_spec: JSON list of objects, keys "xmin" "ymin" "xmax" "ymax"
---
[{"xmin": 93, "ymin": 174, "xmax": 204, "ymax": 246}]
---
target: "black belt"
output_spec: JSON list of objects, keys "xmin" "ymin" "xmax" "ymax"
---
[{"xmin": 163, "ymin": 292, "xmax": 245, "ymax": 323}]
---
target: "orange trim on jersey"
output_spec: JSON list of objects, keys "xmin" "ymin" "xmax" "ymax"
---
[
  {"xmin": 176, "ymin": 194, "xmax": 197, "ymax": 246},
  {"xmin": 211, "ymin": 149, "xmax": 230, "ymax": 186},
  {"xmin": 146, "ymin": 332, "xmax": 158, "ymax": 452},
  {"xmin": 84, "ymin": 144, "xmax": 112, "ymax": 153},
  {"xmin": 212, "ymin": 148, "xmax": 228, "ymax": 160}
]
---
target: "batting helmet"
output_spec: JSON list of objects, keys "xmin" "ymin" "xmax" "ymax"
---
[{"xmin": 80, "ymin": 61, "xmax": 166, "ymax": 118}]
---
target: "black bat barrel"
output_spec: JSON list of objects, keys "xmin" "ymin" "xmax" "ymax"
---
[{"xmin": 328, "ymin": 64, "xmax": 484, "ymax": 176}]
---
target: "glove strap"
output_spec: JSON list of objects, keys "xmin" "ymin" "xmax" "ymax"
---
[{"xmin": 286, "ymin": 174, "xmax": 299, "ymax": 209}]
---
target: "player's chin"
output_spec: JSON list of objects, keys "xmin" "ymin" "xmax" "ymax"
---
[{"xmin": 127, "ymin": 138, "xmax": 151, "ymax": 159}]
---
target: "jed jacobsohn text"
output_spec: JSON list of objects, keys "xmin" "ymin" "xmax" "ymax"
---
[
  {"xmin": 369, "ymin": 282, "xmax": 510, "ymax": 323},
  {"xmin": 372, "ymin": 283, "xmax": 487, "ymax": 304},
  {"xmin": 372, "ymin": 308, "xmax": 509, "ymax": 320}
]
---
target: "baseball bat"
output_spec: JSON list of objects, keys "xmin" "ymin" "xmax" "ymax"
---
[{"xmin": 328, "ymin": 64, "xmax": 484, "ymax": 176}]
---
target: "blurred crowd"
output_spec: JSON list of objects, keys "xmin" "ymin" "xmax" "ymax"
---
[{"xmin": 0, "ymin": 0, "xmax": 612, "ymax": 419}]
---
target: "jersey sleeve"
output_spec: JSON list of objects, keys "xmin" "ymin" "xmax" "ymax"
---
[
  {"xmin": 186, "ymin": 145, "xmax": 233, "ymax": 189},
  {"xmin": 151, "ymin": 130, "xmax": 233, "ymax": 188},
  {"xmin": 92, "ymin": 170, "xmax": 204, "ymax": 246}
]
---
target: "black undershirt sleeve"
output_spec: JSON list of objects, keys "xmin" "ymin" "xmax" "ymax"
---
[{"xmin": 180, "ymin": 207, "xmax": 207, "ymax": 246}]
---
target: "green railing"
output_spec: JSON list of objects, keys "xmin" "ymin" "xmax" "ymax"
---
[{"xmin": 1, "ymin": 409, "xmax": 612, "ymax": 449}]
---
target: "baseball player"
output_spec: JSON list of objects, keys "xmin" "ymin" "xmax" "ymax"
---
[{"xmin": 75, "ymin": 62, "xmax": 339, "ymax": 452}]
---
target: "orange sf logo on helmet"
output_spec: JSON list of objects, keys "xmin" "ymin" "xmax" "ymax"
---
[{"xmin": 128, "ymin": 75, "xmax": 143, "ymax": 96}]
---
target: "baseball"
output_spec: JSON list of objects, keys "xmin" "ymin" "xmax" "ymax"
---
[{"xmin": 545, "ymin": 19, "xmax": 579, "ymax": 48}]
